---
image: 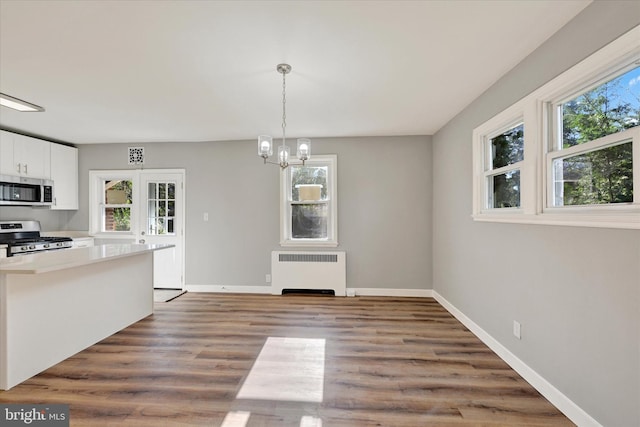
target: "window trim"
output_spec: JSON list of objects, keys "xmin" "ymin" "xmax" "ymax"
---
[
  {"xmin": 483, "ymin": 121, "xmax": 525, "ymax": 210},
  {"xmin": 89, "ymin": 170, "xmax": 138, "ymax": 237},
  {"xmin": 472, "ymin": 25, "xmax": 640, "ymax": 229},
  {"xmin": 280, "ymin": 154, "xmax": 338, "ymax": 247}
]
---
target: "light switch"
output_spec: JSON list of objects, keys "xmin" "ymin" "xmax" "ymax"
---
[{"xmin": 203, "ymin": 212, "xmax": 209, "ymax": 221}]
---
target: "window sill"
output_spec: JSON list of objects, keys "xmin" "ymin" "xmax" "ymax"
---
[
  {"xmin": 280, "ymin": 239, "xmax": 339, "ymax": 248},
  {"xmin": 472, "ymin": 210, "xmax": 640, "ymax": 230}
]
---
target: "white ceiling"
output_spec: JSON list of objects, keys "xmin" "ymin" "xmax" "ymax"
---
[{"xmin": 0, "ymin": 0, "xmax": 591, "ymax": 145}]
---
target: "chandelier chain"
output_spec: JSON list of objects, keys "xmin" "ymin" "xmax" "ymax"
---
[{"xmin": 281, "ymin": 70, "xmax": 287, "ymax": 147}]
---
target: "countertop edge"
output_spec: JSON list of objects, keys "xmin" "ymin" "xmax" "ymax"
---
[{"xmin": 0, "ymin": 244, "xmax": 174, "ymax": 274}]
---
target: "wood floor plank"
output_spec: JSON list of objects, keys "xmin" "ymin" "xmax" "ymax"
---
[{"xmin": 0, "ymin": 293, "xmax": 573, "ymax": 426}]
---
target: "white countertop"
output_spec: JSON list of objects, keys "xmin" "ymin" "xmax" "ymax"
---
[{"xmin": 0, "ymin": 244, "xmax": 173, "ymax": 274}]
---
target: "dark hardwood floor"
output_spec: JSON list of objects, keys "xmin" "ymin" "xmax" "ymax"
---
[{"xmin": 0, "ymin": 293, "xmax": 573, "ymax": 426}]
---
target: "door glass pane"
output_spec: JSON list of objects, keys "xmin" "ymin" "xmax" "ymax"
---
[
  {"xmin": 148, "ymin": 200, "xmax": 156, "ymax": 217},
  {"xmin": 553, "ymin": 141, "xmax": 633, "ymax": 206},
  {"xmin": 146, "ymin": 181, "xmax": 176, "ymax": 236},
  {"xmin": 292, "ymin": 204, "xmax": 328, "ymax": 238}
]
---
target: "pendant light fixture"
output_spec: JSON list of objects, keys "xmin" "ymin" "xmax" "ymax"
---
[{"xmin": 258, "ymin": 64, "xmax": 310, "ymax": 169}]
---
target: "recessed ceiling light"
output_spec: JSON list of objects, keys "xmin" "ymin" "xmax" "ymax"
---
[{"xmin": 0, "ymin": 93, "xmax": 45, "ymax": 112}]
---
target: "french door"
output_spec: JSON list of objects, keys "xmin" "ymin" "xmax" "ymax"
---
[{"xmin": 138, "ymin": 171, "xmax": 184, "ymax": 290}]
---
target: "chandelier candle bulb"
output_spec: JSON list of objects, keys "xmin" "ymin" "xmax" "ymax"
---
[
  {"xmin": 278, "ymin": 145, "xmax": 290, "ymax": 166},
  {"xmin": 258, "ymin": 135, "xmax": 273, "ymax": 157},
  {"xmin": 297, "ymin": 138, "xmax": 311, "ymax": 161}
]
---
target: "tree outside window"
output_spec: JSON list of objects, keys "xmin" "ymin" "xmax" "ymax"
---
[
  {"xmin": 554, "ymin": 66, "xmax": 638, "ymax": 206},
  {"xmin": 104, "ymin": 179, "xmax": 133, "ymax": 231}
]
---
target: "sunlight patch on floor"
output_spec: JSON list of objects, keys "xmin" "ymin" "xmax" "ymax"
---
[
  {"xmin": 220, "ymin": 411, "xmax": 251, "ymax": 427},
  {"xmin": 236, "ymin": 337, "xmax": 325, "ymax": 403}
]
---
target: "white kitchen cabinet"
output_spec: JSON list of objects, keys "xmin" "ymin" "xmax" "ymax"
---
[
  {"xmin": 0, "ymin": 130, "xmax": 16, "ymax": 175},
  {"xmin": 50, "ymin": 143, "xmax": 78, "ymax": 210},
  {"xmin": 0, "ymin": 131, "xmax": 50, "ymax": 179}
]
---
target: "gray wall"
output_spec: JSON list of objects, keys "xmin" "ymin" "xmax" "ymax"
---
[
  {"xmin": 65, "ymin": 135, "xmax": 432, "ymax": 290},
  {"xmin": 0, "ymin": 203, "xmax": 73, "ymax": 230},
  {"xmin": 432, "ymin": 2, "xmax": 640, "ymax": 426}
]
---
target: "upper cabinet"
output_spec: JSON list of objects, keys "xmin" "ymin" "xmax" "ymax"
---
[
  {"xmin": 0, "ymin": 130, "xmax": 14, "ymax": 174},
  {"xmin": 50, "ymin": 143, "xmax": 79, "ymax": 210},
  {"xmin": 0, "ymin": 130, "xmax": 51, "ymax": 179},
  {"xmin": 0, "ymin": 130, "xmax": 79, "ymax": 210}
]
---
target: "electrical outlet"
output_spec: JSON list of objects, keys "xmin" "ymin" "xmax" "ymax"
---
[
  {"xmin": 203, "ymin": 212, "xmax": 209, "ymax": 221},
  {"xmin": 265, "ymin": 274, "xmax": 271, "ymax": 283},
  {"xmin": 513, "ymin": 320, "xmax": 521, "ymax": 340}
]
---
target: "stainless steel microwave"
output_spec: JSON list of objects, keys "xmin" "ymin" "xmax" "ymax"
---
[{"xmin": 0, "ymin": 175, "xmax": 53, "ymax": 206}]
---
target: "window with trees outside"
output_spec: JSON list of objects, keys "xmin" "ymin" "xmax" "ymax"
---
[
  {"xmin": 281, "ymin": 155, "xmax": 338, "ymax": 246},
  {"xmin": 473, "ymin": 26, "xmax": 640, "ymax": 229},
  {"xmin": 485, "ymin": 123, "xmax": 524, "ymax": 209},
  {"xmin": 89, "ymin": 171, "xmax": 137, "ymax": 236},
  {"xmin": 103, "ymin": 179, "xmax": 133, "ymax": 232},
  {"xmin": 549, "ymin": 66, "xmax": 637, "ymax": 207}
]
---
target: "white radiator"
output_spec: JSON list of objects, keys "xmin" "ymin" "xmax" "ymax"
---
[{"xmin": 271, "ymin": 251, "xmax": 346, "ymax": 296}]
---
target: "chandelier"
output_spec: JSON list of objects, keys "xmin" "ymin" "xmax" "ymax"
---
[{"xmin": 258, "ymin": 64, "xmax": 310, "ymax": 169}]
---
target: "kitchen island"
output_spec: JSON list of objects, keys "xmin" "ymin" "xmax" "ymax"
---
[{"xmin": 0, "ymin": 244, "xmax": 173, "ymax": 390}]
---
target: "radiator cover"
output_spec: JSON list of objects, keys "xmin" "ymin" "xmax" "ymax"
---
[{"xmin": 271, "ymin": 251, "xmax": 346, "ymax": 296}]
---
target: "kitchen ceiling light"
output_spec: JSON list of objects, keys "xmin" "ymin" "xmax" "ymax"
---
[
  {"xmin": 258, "ymin": 64, "xmax": 310, "ymax": 169},
  {"xmin": 0, "ymin": 93, "xmax": 45, "ymax": 112}
]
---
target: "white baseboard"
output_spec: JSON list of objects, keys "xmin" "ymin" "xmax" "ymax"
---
[
  {"xmin": 432, "ymin": 290, "xmax": 601, "ymax": 427},
  {"xmin": 186, "ymin": 285, "xmax": 433, "ymax": 298},
  {"xmin": 186, "ymin": 284, "xmax": 271, "ymax": 294},
  {"xmin": 349, "ymin": 288, "xmax": 433, "ymax": 298}
]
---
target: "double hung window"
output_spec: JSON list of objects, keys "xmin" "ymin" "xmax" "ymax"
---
[
  {"xmin": 548, "ymin": 65, "xmax": 638, "ymax": 208},
  {"xmin": 90, "ymin": 171, "xmax": 137, "ymax": 234},
  {"xmin": 484, "ymin": 123, "xmax": 524, "ymax": 209},
  {"xmin": 103, "ymin": 179, "xmax": 133, "ymax": 231},
  {"xmin": 473, "ymin": 26, "xmax": 640, "ymax": 229},
  {"xmin": 280, "ymin": 155, "xmax": 338, "ymax": 246}
]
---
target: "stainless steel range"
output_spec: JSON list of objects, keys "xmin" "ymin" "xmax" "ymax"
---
[{"xmin": 0, "ymin": 220, "xmax": 73, "ymax": 257}]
